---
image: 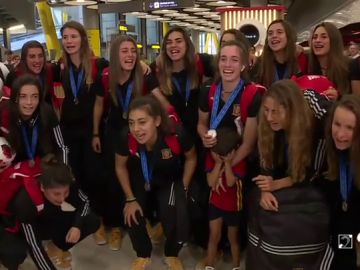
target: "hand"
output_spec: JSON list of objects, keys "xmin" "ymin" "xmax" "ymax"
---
[
  {"xmin": 323, "ymin": 88, "xmax": 338, "ymax": 101},
  {"xmin": 253, "ymin": 175, "xmax": 274, "ymax": 192},
  {"xmin": 123, "ymin": 201, "xmax": 143, "ymax": 227},
  {"xmin": 92, "ymin": 136, "xmax": 102, "ymax": 153},
  {"xmin": 260, "ymin": 192, "xmax": 278, "ymax": 212},
  {"xmin": 140, "ymin": 61, "xmax": 151, "ymax": 75},
  {"xmin": 202, "ymin": 132, "xmax": 217, "ymax": 148},
  {"xmin": 65, "ymin": 227, "xmax": 81, "ymax": 243},
  {"xmin": 222, "ymin": 150, "xmax": 235, "ymax": 164},
  {"xmin": 210, "ymin": 151, "xmax": 223, "ymax": 164}
]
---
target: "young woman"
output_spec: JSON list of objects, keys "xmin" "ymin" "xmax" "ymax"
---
[
  {"xmin": 5, "ymin": 41, "xmax": 54, "ymax": 101},
  {"xmin": 253, "ymin": 19, "xmax": 307, "ymax": 88},
  {"xmin": 56, "ymin": 20, "xmax": 108, "ymax": 227},
  {"xmin": 247, "ymin": 79, "xmax": 332, "ymax": 270},
  {"xmin": 115, "ymin": 96, "xmax": 196, "ymax": 270},
  {"xmin": 324, "ymin": 95, "xmax": 360, "ymax": 270},
  {"xmin": 0, "ymin": 74, "xmax": 67, "ymax": 164},
  {"xmin": 153, "ymin": 26, "xmax": 213, "ymax": 249},
  {"xmin": 91, "ymin": 35, "xmax": 159, "ymax": 249},
  {"xmin": 198, "ymin": 39, "xmax": 261, "ymax": 172},
  {"xmin": 309, "ymin": 22, "xmax": 350, "ymax": 98},
  {"xmin": 0, "ymin": 157, "xmax": 99, "ymax": 270}
]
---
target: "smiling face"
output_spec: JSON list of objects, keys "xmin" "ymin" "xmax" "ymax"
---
[
  {"xmin": 263, "ymin": 96, "xmax": 288, "ymax": 131},
  {"xmin": 26, "ymin": 47, "xmax": 45, "ymax": 75},
  {"xmin": 18, "ymin": 84, "xmax": 40, "ymax": 120},
  {"xmin": 119, "ymin": 41, "xmax": 137, "ymax": 72},
  {"xmin": 218, "ymin": 45, "xmax": 243, "ymax": 83},
  {"xmin": 332, "ymin": 106, "xmax": 356, "ymax": 150},
  {"xmin": 267, "ymin": 22, "xmax": 288, "ymax": 53},
  {"xmin": 311, "ymin": 26, "xmax": 330, "ymax": 57},
  {"xmin": 128, "ymin": 108, "xmax": 160, "ymax": 147},
  {"xmin": 165, "ymin": 31, "xmax": 187, "ymax": 62},
  {"xmin": 62, "ymin": 27, "xmax": 82, "ymax": 56},
  {"xmin": 41, "ymin": 185, "xmax": 70, "ymax": 206}
]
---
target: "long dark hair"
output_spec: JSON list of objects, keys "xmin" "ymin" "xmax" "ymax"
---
[
  {"xmin": 128, "ymin": 95, "xmax": 172, "ymax": 135},
  {"xmin": 326, "ymin": 95, "xmax": 360, "ymax": 187},
  {"xmin": 309, "ymin": 22, "xmax": 350, "ymax": 95},
  {"xmin": 159, "ymin": 27, "xmax": 199, "ymax": 95},
  {"xmin": 259, "ymin": 19, "xmax": 299, "ymax": 88},
  {"xmin": 7, "ymin": 74, "xmax": 55, "ymax": 157},
  {"xmin": 19, "ymin": 40, "xmax": 49, "ymax": 100},
  {"xmin": 38, "ymin": 158, "xmax": 74, "ymax": 188}
]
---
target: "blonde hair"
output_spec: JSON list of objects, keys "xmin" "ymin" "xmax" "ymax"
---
[
  {"xmin": 158, "ymin": 27, "xmax": 199, "ymax": 95},
  {"xmin": 258, "ymin": 80, "xmax": 314, "ymax": 182},
  {"xmin": 60, "ymin": 21, "xmax": 93, "ymax": 86},
  {"xmin": 109, "ymin": 35, "xmax": 143, "ymax": 106}
]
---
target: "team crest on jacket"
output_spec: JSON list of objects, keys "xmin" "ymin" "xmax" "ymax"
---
[
  {"xmin": 232, "ymin": 104, "xmax": 241, "ymax": 117},
  {"xmin": 161, "ymin": 148, "xmax": 173, "ymax": 159}
]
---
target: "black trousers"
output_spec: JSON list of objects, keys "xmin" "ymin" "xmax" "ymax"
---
[
  {"xmin": 62, "ymin": 128, "xmax": 107, "ymax": 218},
  {"xmin": 39, "ymin": 211, "xmax": 100, "ymax": 251},
  {"xmin": 0, "ymin": 226, "xmax": 27, "ymax": 270},
  {"xmin": 101, "ymin": 127, "xmax": 124, "ymax": 227},
  {"xmin": 127, "ymin": 181, "xmax": 188, "ymax": 258}
]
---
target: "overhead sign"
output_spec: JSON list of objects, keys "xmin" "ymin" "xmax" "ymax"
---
[{"xmin": 144, "ymin": 0, "xmax": 194, "ymax": 11}]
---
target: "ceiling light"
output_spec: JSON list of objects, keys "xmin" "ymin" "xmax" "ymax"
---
[
  {"xmin": 86, "ymin": 4, "xmax": 98, "ymax": 9},
  {"xmin": 106, "ymin": 0, "xmax": 131, "ymax": 2},
  {"xmin": 65, "ymin": 0, "xmax": 97, "ymax": 5},
  {"xmin": 125, "ymin": 12, "xmax": 148, "ymax": 16},
  {"xmin": 206, "ymin": 1, "xmax": 237, "ymax": 7},
  {"xmin": 152, "ymin": 9, "xmax": 178, "ymax": 14},
  {"xmin": 183, "ymin": 6, "xmax": 210, "ymax": 12}
]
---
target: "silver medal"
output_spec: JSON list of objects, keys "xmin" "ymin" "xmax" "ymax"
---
[
  {"xmin": 74, "ymin": 98, "xmax": 79, "ymax": 105},
  {"xmin": 122, "ymin": 112, "xmax": 127, "ymax": 119},
  {"xmin": 342, "ymin": 201, "xmax": 348, "ymax": 212}
]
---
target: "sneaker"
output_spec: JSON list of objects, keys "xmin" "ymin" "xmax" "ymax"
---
[
  {"xmin": 146, "ymin": 222, "xmax": 163, "ymax": 244},
  {"xmin": 196, "ymin": 260, "xmax": 215, "ymax": 270},
  {"xmin": 164, "ymin": 257, "xmax": 184, "ymax": 270},
  {"xmin": 231, "ymin": 267, "xmax": 241, "ymax": 270},
  {"xmin": 93, "ymin": 222, "xmax": 107, "ymax": 245},
  {"xmin": 130, "ymin": 257, "xmax": 151, "ymax": 270},
  {"xmin": 109, "ymin": 227, "xmax": 122, "ymax": 251},
  {"xmin": 53, "ymin": 257, "xmax": 72, "ymax": 270},
  {"xmin": 46, "ymin": 241, "xmax": 62, "ymax": 260},
  {"xmin": 205, "ymin": 267, "xmax": 215, "ymax": 270}
]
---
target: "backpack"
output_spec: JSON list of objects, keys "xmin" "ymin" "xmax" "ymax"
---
[
  {"xmin": 0, "ymin": 157, "xmax": 44, "ymax": 233},
  {"xmin": 208, "ymin": 82, "xmax": 266, "ymax": 126}
]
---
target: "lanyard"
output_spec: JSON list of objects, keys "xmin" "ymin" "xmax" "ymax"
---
[
  {"xmin": 172, "ymin": 76, "xmax": 191, "ymax": 106},
  {"xmin": 210, "ymin": 80, "xmax": 244, "ymax": 130},
  {"xmin": 20, "ymin": 120, "xmax": 39, "ymax": 162},
  {"xmin": 116, "ymin": 81, "xmax": 134, "ymax": 115},
  {"xmin": 274, "ymin": 64, "xmax": 290, "ymax": 81},
  {"xmin": 339, "ymin": 153, "xmax": 354, "ymax": 207},
  {"xmin": 69, "ymin": 65, "xmax": 84, "ymax": 102},
  {"xmin": 140, "ymin": 149, "xmax": 153, "ymax": 187}
]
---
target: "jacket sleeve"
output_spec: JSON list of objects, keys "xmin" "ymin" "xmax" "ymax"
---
[
  {"xmin": 21, "ymin": 222, "xmax": 57, "ymax": 270},
  {"xmin": 67, "ymin": 185, "xmax": 91, "ymax": 228}
]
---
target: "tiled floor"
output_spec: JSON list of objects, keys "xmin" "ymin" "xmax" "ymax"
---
[{"xmin": 6, "ymin": 232, "xmax": 245, "ymax": 270}]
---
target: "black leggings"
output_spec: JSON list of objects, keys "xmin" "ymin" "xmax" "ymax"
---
[
  {"xmin": 127, "ymin": 182, "xmax": 188, "ymax": 257},
  {"xmin": 0, "ymin": 227, "xmax": 27, "ymax": 270}
]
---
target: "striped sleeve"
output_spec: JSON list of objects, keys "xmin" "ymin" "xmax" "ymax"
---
[
  {"xmin": 69, "ymin": 185, "xmax": 90, "ymax": 228},
  {"xmin": 21, "ymin": 223, "xmax": 56, "ymax": 270},
  {"xmin": 303, "ymin": 90, "xmax": 330, "ymax": 120},
  {"xmin": 53, "ymin": 124, "xmax": 69, "ymax": 165}
]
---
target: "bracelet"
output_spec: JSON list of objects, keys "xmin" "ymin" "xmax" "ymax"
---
[
  {"xmin": 92, "ymin": 134, "xmax": 99, "ymax": 137},
  {"xmin": 126, "ymin": 197, "xmax": 137, "ymax": 203}
]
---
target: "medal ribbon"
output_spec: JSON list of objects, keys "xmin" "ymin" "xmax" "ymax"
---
[
  {"xmin": 339, "ymin": 152, "xmax": 354, "ymax": 206},
  {"xmin": 116, "ymin": 81, "xmax": 134, "ymax": 115},
  {"xmin": 69, "ymin": 65, "xmax": 84, "ymax": 101},
  {"xmin": 20, "ymin": 120, "xmax": 39, "ymax": 162},
  {"xmin": 172, "ymin": 76, "xmax": 191, "ymax": 105},
  {"xmin": 210, "ymin": 80, "xmax": 244, "ymax": 130}
]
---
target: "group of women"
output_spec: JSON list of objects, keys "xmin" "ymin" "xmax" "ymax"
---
[{"xmin": 0, "ymin": 15, "xmax": 360, "ymax": 270}]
